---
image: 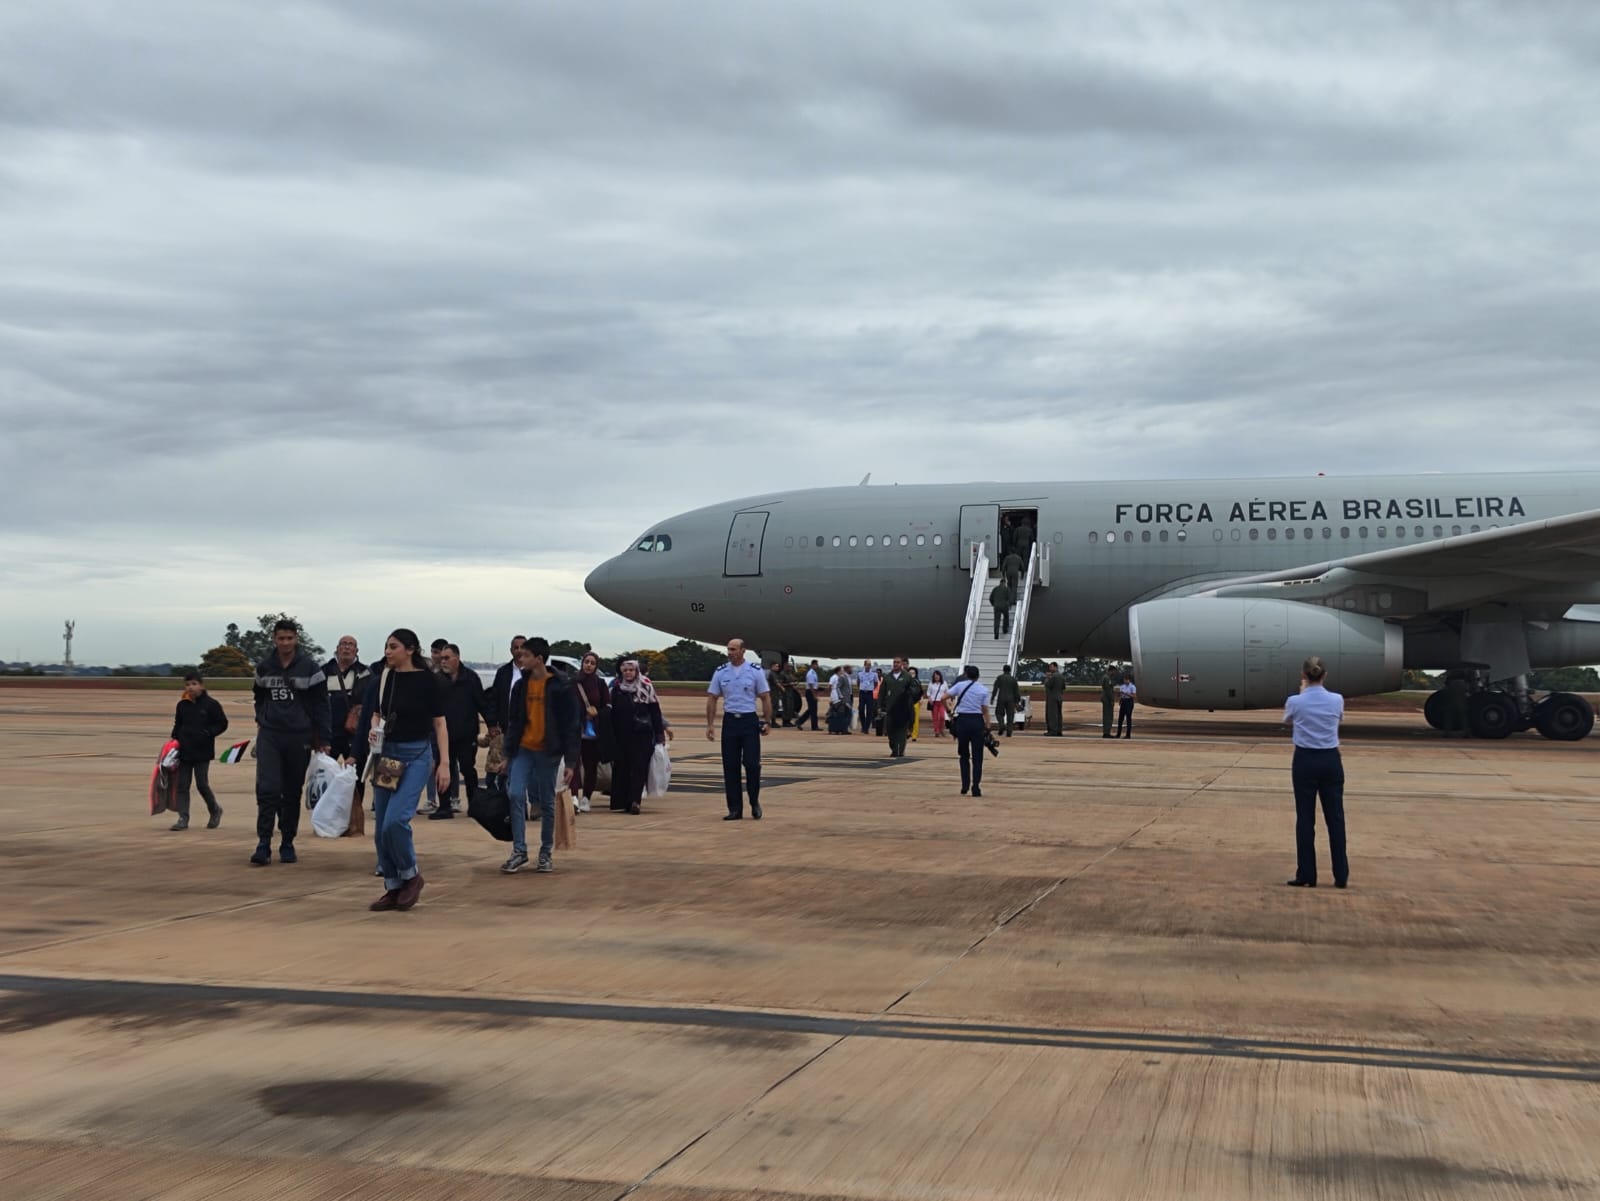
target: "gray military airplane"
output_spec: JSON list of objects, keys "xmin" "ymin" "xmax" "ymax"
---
[{"xmin": 584, "ymin": 471, "xmax": 1600, "ymax": 741}]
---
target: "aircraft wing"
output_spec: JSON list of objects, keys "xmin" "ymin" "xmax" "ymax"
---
[{"xmin": 1157, "ymin": 507, "xmax": 1600, "ymax": 615}]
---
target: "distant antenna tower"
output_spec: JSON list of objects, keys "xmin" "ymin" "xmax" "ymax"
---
[{"xmin": 63, "ymin": 619, "xmax": 75, "ymax": 676}]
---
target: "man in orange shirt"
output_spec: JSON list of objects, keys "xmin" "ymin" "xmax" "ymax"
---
[{"xmin": 499, "ymin": 637, "xmax": 581, "ymax": 873}]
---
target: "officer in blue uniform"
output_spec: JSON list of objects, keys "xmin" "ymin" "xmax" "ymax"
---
[
  {"xmin": 1282, "ymin": 655, "xmax": 1349, "ymax": 888},
  {"xmin": 706, "ymin": 639, "xmax": 773, "ymax": 820}
]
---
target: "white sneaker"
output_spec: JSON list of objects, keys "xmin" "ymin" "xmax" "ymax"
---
[{"xmin": 575, "ymin": 795, "xmax": 591, "ymax": 813}]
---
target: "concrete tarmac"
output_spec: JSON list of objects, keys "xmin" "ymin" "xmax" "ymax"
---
[{"xmin": 0, "ymin": 689, "xmax": 1597, "ymax": 1200}]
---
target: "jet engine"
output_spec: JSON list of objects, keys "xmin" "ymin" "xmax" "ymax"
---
[{"xmin": 1128, "ymin": 598, "xmax": 1403, "ymax": 709}]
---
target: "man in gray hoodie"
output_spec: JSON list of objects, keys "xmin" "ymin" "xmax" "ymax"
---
[{"xmin": 251, "ymin": 619, "xmax": 331, "ymax": 865}]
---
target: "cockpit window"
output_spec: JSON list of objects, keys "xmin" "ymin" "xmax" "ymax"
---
[
  {"xmin": 656, "ymin": 534, "xmax": 671, "ymax": 552},
  {"xmin": 635, "ymin": 536, "xmax": 656, "ymax": 552},
  {"xmin": 633, "ymin": 534, "xmax": 673, "ymax": 552}
]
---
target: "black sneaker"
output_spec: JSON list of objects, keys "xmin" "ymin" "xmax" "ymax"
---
[
  {"xmin": 250, "ymin": 843, "xmax": 271, "ymax": 866},
  {"xmin": 279, "ymin": 843, "xmax": 297, "ymax": 864},
  {"xmin": 427, "ymin": 808, "xmax": 455, "ymax": 820},
  {"xmin": 501, "ymin": 852, "xmax": 529, "ymax": 874},
  {"xmin": 206, "ymin": 807, "xmax": 223, "ymax": 829},
  {"xmin": 536, "ymin": 852, "xmax": 554, "ymax": 873},
  {"xmin": 169, "ymin": 817, "xmax": 189, "ymax": 831}
]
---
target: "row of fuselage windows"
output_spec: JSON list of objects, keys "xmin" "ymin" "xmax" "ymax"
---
[
  {"xmin": 1091, "ymin": 523, "xmax": 1493, "ymax": 545},
  {"xmin": 786, "ymin": 533, "xmax": 945, "ymax": 550}
]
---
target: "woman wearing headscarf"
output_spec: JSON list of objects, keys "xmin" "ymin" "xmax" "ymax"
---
[
  {"xmin": 362, "ymin": 628, "xmax": 448, "ymax": 912},
  {"xmin": 608, "ymin": 659, "xmax": 665, "ymax": 814},
  {"xmin": 572, "ymin": 652, "xmax": 611, "ymax": 813}
]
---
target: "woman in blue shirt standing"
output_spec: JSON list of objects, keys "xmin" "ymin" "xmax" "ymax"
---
[{"xmin": 1282, "ymin": 656, "xmax": 1348, "ymax": 889}]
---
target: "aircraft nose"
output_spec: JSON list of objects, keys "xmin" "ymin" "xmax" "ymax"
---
[{"xmin": 584, "ymin": 559, "xmax": 615, "ymax": 609}]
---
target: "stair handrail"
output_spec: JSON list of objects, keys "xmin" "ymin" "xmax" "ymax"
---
[
  {"xmin": 958, "ymin": 540, "xmax": 991, "ymax": 667},
  {"xmin": 1005, "ymin": 541, "xmax": 1041, "ymax": 671}
]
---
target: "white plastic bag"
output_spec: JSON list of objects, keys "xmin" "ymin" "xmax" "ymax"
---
[
  {"xmin": 304, "ymin": 751, "xmax": 341, "ymax": 811},
  {"xmin": 644, "ymin": 743, "xmax": 671, "ymax": 798},
  {"xmin": 311, "ymin": 759, "xmax": 358, "ymax": 837}
]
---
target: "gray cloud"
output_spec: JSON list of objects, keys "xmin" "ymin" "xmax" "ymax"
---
[{"xmin": 2, "ymin": 1, "xmax": 1598, "ymax": 661}]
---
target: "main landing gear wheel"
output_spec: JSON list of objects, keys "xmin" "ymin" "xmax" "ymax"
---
[
  {"xmin": 1467, "ymin": 692, "xmax": 1519, "ymax": 740},
  {"xmin": 1423, "ymin": 690, "xmax": 1449, "ymax": 731},
  {"xmin": 1534, "ymin": 692, "xmax": 1595, "ymax": 741}
]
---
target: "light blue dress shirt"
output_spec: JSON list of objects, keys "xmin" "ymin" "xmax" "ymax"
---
[
  {"xmin": 949, "ymin": 679, "xmax": 990, "ymax": 715},
  {"xmin": 1283, "ymin": 684, "xmax": 1344, "ymax": 749},
  {"xmin": 708, "ymin": 659, "xmax": 771, "ymax": 715}
]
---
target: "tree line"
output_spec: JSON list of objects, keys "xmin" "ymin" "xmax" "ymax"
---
[{"xmin": 27, "ymin": 609, "xmax": 1600, "ymax": 694}]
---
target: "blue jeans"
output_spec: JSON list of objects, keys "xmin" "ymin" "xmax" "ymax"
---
[
  {"xmin": 371, "ymin": 739, "xmax": 430, "ymax": 890},
  {"xmin": 508, "ymin": 746, "xmax": 558, "ymax": 858}
]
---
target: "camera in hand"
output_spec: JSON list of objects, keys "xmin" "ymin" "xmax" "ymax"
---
[{"xmin": 984, "ymin": 731, "xmax": 1001, "ymax": 757}]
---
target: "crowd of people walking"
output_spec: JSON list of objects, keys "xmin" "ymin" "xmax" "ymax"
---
[{"xmin": 184, "ymin": 622, "xmax": 1348, "ymax": 913}]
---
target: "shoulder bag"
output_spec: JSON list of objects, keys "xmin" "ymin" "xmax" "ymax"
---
[
  {"xmin": 339, "ymin": 665, "xmax": 364, "ymax": 735},
  {"xmin": 367, "ymin": 669, "xmax": 405, "ymax": 790}
]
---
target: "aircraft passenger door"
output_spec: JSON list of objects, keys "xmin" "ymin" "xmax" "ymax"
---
[
  {"xmin": 724, "ymin": 511, "xmax": 769, "ymax": 576},
  {"xmin": 958, "ymin": 504, "xmax": 1000, "ymax": 569}
]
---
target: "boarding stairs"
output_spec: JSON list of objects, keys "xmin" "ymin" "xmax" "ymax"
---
[{"xmin": 958, "ymin": 541, "xmax": 1044, "ymax": 712}]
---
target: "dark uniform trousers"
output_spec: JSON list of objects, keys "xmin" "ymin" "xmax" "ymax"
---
[
  {"xmin": 721, "ymin": 712, "xmax": 762, "ymax": 817},
  {"xmin": 996, "ymin": 701, "xmax": 1016, "ymax": 736},
  {"xmin": 1101, "ymin": 699, "xmax": 1114, "ymax": 736},
  {"xmin": 1115, "ymin": 698, "xmax": 1134, "ymax": 738},
  {"xmin": 1045, "ymin": 699, "xmax": 1063, "ymax": 735},
  {"xmin": 1292, "ymin": 747, "xmax": 1348, "ymax": 885},
  {"xmin": 954, "ymin": 714, "xmax": 986, "ymax": 792},
  {"xmin": 801, "ymin": 688, "xmax": 819, "ymax": 730},
  {"xmin": 858, "ymin": 692, "xmax": 876, "ymax": 735},
  {"xmin": 254, "ymin": 729, "xmax": 309, "ymax": 845}
]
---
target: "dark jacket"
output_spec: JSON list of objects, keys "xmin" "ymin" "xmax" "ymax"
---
[
  {"xmin": 879, "ymin": 670, "xmax": 923, "ymax": 722},
  {"xmin": 323, "ymin": 657, "xmax": 371, "ymax": 735},
  {"xmin": 488, "ymin": 659, "xmax": 519, "ymax": 728},
  {"xmin": 1043, "ymin": 672, "xmax": 1067, "ymax": 701},
  {"xmin": 574, "ymin": 668, "xmax": 616, "ymax": 760},
  {"xmin": 441, "ymin": 668, "xmax": 491, "ymax": 742},
  {"xmin": 990, "ymin": 582, "xmax": 1013, "ymax": 610},
  {"xmin": 993, "ymin": 672, "xmax": 1022, "ymax": 706},
  {"xmin": 608, "ymin": 681, "xmax": 665, "ymax": 745},
  {"xmin": 253, "ymin": 649, "xmax": 331, "ymax": 745},
  {"xmin": 172, "ymin": 692, "xmax": 229, "ymax": 764},
  {"xmin": 501, "ymin": 664, "xmax": 582, "ymax": 765}
]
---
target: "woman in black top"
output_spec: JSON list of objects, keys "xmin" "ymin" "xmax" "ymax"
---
[
  {"xmin": 572, "ymin": 652, "xmax": 610, "ymax": 813},
  {"xmin": 364, "ymin": 628, "xmax": 448, "ymax": 912},
  {"xmin": 608, "ymin": 660, "xmax": 665, "ymax": 814}
]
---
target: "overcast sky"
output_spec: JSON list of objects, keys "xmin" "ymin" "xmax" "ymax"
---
[{"xmin": 2, "ymin": 1, "xmax": 1598, "ymax": 665}]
